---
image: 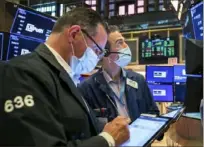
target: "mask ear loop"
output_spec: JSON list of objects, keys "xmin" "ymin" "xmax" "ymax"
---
[
  {"xmin": 80, "ymin": 31, "xmax": 88, "ymax": 48},
  {"xmin": 70, "ymin": 43, "xmax": 75, "ymax": 56}
]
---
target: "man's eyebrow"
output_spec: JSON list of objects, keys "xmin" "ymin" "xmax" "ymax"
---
[{"xmin": 115, "ymin": 38, "xmax": 124, "ymax": 44}]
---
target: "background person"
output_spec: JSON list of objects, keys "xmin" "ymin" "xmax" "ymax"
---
[{"xmin": 78, "ymin": 25, "xmax": 159, "ymax": 128}]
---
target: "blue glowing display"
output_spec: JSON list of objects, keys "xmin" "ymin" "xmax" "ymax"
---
[{"xmin": 10, "ymin": 8, "xmax": 56, "ymax": 41}]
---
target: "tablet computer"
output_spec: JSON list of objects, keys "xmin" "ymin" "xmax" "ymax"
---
[
  {"xmin": 182, "ymin": 112, "xmax": 201, "ymax": 120},
  {"xmin": 162, "ymin": 107, "xmax": 186, "ymax": 122},
  {"xmin": 122, "ymin": 116, "xmax": 171, "ymax": 147}
]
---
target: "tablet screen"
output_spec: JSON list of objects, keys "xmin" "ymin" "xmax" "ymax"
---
[
  {"xmin": 162, "ymin": 109, "xmax": 180, "ymax": 118},
  {"xmin": 162, "ymin": 108, "xmax": 185, "ymax": 119},
  {"xmin": 122, "ymin": 116, "xmax": 170, "ymax": 146},
  {"xmin": 183, "ymin": 112, "xmax": 201, "ymax": 120}
]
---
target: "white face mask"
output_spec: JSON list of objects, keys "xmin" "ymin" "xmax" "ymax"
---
[
  {"xmin": 114, "ymin": 47, "xmax": 132, "ymax": 67},
  {"xmin": 70, "ymin": 32, "xmax": 99, "ymax": 75},
  {"xmin": 70, "ymin": 47, "xmax": 99, "ymax": 75}
]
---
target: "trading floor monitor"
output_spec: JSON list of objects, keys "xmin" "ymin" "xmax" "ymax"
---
[
  {"xmin": 5, "ymin": 1, "xmax": 57, "ymax": 41},
  {"xmin": 148, "ymin": 84, "xmax": 174, "ymax": 102},
  {"xmin": 139, "ymin": 37, "xmax": 178, "ymax": 64},
  {"xmin": 183, "ymin": 1, "xmax": 203, "ymax": 40},
  {"xmin": 190, "ymin": 1, "xmax": 203, "ymax": 40},
  {"xmin": 173, "ymin": 65, "xmax": 186, "ymax": 83},
  {"xmin": 146, "ymin": 66, "xmax": 174, "ymax": 83},
  {"xmin": 174, "ymin": 83, "xmax": 186, "ymax": 102},
  {"xmin": 6, "ymin": 34, "xmax": 41, "ymax": 60}
]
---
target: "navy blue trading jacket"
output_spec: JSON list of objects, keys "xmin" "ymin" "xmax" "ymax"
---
[{"xmin": 78, "ymin": 69, "xmax": 159, "ymax": 123}]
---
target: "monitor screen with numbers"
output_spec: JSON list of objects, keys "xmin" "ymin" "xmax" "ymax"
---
[
  {"xmin": 139, "ymin": 37, "xmax": 178, "ymax": 64},
  {"xmin": 6, "ymin": 34, "xmax": 42, "ymax": 60}
]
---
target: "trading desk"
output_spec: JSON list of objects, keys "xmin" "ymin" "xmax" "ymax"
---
[
  {"xmin": 152, "ymin": 109, "xmax": 203, "ymax": 146},
  {"xmin": 167, "ymin": 114, "xmax": 202, "ymax": 146}
]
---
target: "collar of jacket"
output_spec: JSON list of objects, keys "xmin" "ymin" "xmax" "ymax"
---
[
  {"xmin": 94, "ymin": 68, "xmax": 137, "ymax": 121},
  {"xmin": 35, "ymin": 43, "xmax": 99, "ymax": 133},
  {"xmin": 94, "ymin": 69, "xmax": 115, "ymax": 98},
  {"xmin": 94, "ymin": 68, "xmax": 135, "ymax": 96}
]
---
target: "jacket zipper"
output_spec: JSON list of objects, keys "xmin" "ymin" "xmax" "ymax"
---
[{"xmin": 106, "ymin": 94, "xmax": 119, "ymax": 115}]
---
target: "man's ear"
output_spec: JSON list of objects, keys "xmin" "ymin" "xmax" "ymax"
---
[{"xmin": 66, "ymin": 25, "xmax": 81, "ymax": 42}]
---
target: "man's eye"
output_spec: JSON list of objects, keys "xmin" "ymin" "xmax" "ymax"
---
[
  {"xmin": 119, "ymin": 41, "xmax": 123, "ymax": 45},
  {"xmin": 116, "ymin": 44, "xmax": 122, "ymax": 49}
]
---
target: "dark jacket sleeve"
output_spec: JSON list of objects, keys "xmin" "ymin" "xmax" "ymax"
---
[
  {"xmin": 141, "ymin": 75, "xmax": 160, "ymax": 116},
  {"xmin": 78, "ymin": 81, "xmax": 106, "ymax": 132},
  {"xmin": 0, "ymin": 66, "xmax": 108, "ymax": 147},
  {"xmin": 78, "ymin": 81, "xmax": 93, "ymax": 107}
]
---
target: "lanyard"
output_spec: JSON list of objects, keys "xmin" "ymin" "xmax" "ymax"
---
[{"xmin": 117, "ymin": 78, "xmax": 126, "ymax": 105}]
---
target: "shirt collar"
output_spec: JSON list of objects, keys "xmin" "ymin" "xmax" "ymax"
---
[
  {"xmin": 45, "ymin": 44, "xmax": 81, "ymax": 86},
  {"xmin": 103, "ymin": 68, "xmax": 126, "ymax": 83},
  {"xmin": 45, "ymin": 43, "xmax": 72, "ymax": 75}
]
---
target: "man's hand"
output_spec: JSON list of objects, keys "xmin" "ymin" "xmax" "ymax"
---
[{"xmin": 102, "ymin": 116, "xmax": 130, "ymax": 146}]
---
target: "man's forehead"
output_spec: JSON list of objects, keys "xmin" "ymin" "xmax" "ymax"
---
[{"xmin": 109, "ymin": 31, "xmax": 124, "ymax": 43}]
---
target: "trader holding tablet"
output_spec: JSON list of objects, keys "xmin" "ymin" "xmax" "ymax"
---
[
  {"xmin": 78, "ymin": 25, "xmax": 159, "ymax": 127},
  {"xmin": 0, "ymin": 8, "xmax": 130, "ymax": 146}
]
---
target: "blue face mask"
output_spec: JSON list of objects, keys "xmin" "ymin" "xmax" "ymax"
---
[{"xmin": 114, "ymin": 47, "xmax": 132, "ymax": 67}]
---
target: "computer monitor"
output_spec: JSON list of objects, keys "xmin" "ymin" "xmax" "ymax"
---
[
  {"xmin": 190, "ymin": 2, "xmax": 203, "ymax": 40},
  {"xmin": 6, "ymin": 1, "xmax": 57, "ymax": 41},
  {"xmin": 6, "ymin": 34, "xmax": 42, "ymax": 60},
  {"xmin": 185, "ymin": 39, "xmax": 203, "ymax": 75},
  {"xmin": 148, "ymin": 84, "xmax": 174, "ymax": 102},
  {"xmin": 0, "ymin": 33, "xmax": 4, "ymax": 60},
  {"xmin": 174, "ymin": 83, "xmax": 186, "ymax": 102},
  {"xmin": 146, "ymin": 66, "xmax": 174, "ymax": 83},
  {"xmin": 183, "ymin": 10, "xmax": 195, "ymax": 39},
  {"xmin": 185, "ymin": 77, "xmax": 203, "ymax": 112},
  {"xmin": 183, "ymin": 1, "xmax": 203, "ymax": 40},
  {"xmin": 139, "ymin": 37, "xmax": 178, "ymax": 64},
  {"xmin": 174, "ymin": 65, "xmax": 186, "ymax": 82}
]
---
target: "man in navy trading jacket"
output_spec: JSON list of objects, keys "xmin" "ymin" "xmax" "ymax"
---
[
  {"xmin": 0, "ymin": 9, "xmax": 130, "ymax": 146},
  {"xmin": 78, "ymin": 25, "xmax": 159, "ymax": 128}
]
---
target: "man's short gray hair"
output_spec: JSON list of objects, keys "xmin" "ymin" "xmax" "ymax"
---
[{"xmin": 108, "ymin": 25, "xmax": 120, "ymax": 33}]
